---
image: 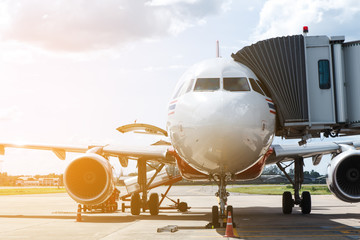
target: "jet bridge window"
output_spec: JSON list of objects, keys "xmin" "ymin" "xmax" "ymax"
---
[
  {"xmin": 223, "ymin": 77, "xmax": 250, "ymax": 91},
  {"xmin": 194, "ymin": 78, "xmax": 220, "ymax": 91},
  {"xmin": 318, "ymin": 60, "xmax": 331, "ymax": 89},
  {"xmin": 249, "ymin": 78, "xmax": 265, "ymax": 96}
]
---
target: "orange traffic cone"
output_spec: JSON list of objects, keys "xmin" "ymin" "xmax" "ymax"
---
[
  {"xmin": 224, "ymin": 211, "xmax": 235, "ymax": 238},
  {"xmin": 76, "ymin": 204, "xmax": 82, "ymax": 222}
]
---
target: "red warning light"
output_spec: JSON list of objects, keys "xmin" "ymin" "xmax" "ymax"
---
[{"xmin": 303, "ymin": 26, "xmax": 309, "ymax": 34}]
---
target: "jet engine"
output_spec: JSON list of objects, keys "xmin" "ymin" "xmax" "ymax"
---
[
  {"xmin": 63, "ymin": 153, "xmax": 116, "ymax": 205},
  {"xmin": 327, "ymin": 149, "xmax": 360, "ymax": 202}
]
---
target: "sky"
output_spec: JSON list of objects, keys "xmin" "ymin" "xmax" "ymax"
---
[{"xmin": 1, "ymin": 0, "xmax": 360, "ymax": 175}]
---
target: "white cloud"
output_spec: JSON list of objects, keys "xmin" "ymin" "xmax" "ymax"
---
[
  {"xmin": 0, "ymin": 0, "xmax": 231, "ymax": 52},
  {"xmin": 252, "ymin": 0, "xmax": 360, "ymax": 41}
]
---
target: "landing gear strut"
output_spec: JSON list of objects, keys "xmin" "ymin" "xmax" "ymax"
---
[
  {"xmin": 208, "ymin": 174, "xmax": 233, "ymax": 228},
  {"xmin": 277, "ymin": 157, "xmax": 311, "ymax": 214},
  {"xmin": 121, "ymin": 159, "xmax": 187, "ymax": 215}
]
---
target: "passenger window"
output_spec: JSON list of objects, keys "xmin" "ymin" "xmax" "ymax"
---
[
  {"xmin": 256, "ymin": 80, "xmax": 271, "ymax": 97},
  {"xmin": 223, "ymin": 77, "xmax": 250, "ymax": 91},
  {"xmin": 194, "ymin": 78, "xmax": 220, "ymax": 91},
  {"xmin": 318, "ymin": 60, "xmax": 331, "ymax": 89},
  {"xmin": 249, "ymin": 78, "xmax": 265, "ymax": 96}
]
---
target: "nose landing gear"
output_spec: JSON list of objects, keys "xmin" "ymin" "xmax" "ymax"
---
[{"xmin": 207, "ymin": 174, "xmax": 234, "ymax": 228}]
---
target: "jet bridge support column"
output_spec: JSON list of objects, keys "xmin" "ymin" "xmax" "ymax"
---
[{"xmin": 331, "ymin": 36, "xmax": 347, "ymax": 123}]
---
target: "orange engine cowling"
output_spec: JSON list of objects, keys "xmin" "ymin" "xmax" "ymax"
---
[{"xmin": 64, "ymin": 153, "xmax": 115, "ymax": 205}]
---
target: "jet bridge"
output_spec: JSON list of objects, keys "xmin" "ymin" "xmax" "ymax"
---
[{"xmin": 232, "ymin": 34, "xmax": 360, "ymax": 141}]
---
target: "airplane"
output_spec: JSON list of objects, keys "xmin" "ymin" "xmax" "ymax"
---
[{"xmin": 1, "ymin": 54, "xmax": 360, "ymax": 228}]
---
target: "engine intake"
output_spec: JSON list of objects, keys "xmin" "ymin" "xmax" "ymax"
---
[
  {"xmin": 64, "ymin": 153, "xmax": 115, "ymax": 205},
  {"xmin": 327, "ymin": 150, "xmax": 360, "ymax": 202}
]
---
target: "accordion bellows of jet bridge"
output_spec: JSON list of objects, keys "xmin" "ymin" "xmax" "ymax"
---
[{"xmin": 232, "ymin": 34, "xmax": 360, "ymax": 140}]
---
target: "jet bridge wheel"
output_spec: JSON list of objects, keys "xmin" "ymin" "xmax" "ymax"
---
[
  {"xmin": 131, "ymin": 193, "xmax": 141, "ymax": 215},
  {"xmin": 148, "ymin": 193, "xmax": 159, "ymax": 216},
  {"xmin": 178, "ymin": 202, "xmax": 188, "ymax": 212},
  {"xmin": 282, "ymin": 191, "xmax": 293, "ymax": 214},
  {"xmin": 300, "ymin": 191, "xmax": 311, "ymax": 214}
]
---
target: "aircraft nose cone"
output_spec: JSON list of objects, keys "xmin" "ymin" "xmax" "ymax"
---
[{"xmin": 177, "ymin": 92, "xmax": 271, "ymax": 174}]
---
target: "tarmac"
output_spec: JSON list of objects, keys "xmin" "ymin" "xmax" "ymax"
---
[{"xmin": 0, "ymin": 185, "xmax": 360, "ymax": 239}]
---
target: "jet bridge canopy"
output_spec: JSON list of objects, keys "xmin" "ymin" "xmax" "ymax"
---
[
  {"xmin": 232, "ymin": 34, "xmax": 360, "ymax": 139},
  {"xmin": 232, "ymin": 35, "xmax": 308, "ymax": 126}
]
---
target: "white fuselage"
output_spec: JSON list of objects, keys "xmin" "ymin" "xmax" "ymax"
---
[{"xmin": 167, "ymin": 58, "xmax": 276, "ymax": 176}]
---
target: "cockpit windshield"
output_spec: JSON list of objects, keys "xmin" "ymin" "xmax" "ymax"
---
[
  {"xmin": 194, "ymin": 78, "xmax": 220, "ymax": 91},
  {"xmin": 223, "ymin": 77, "xmax": 250, "ymax": 91}
]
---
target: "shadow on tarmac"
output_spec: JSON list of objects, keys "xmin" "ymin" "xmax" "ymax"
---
[
  {"xmin": 1, "ymin": 206, "xmax": 360, "ymax": 239},
  {"xmin": 213, "ymin": 206, "xmax": 360, "ymax": 239}
]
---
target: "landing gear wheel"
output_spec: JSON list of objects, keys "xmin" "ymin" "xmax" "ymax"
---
[
  {"xmin": 178, "ymin": 202, "xmax": 188, "ymax": 212},
  {"xmin": 212, "ymin": 205, "xmax": 220, "ymax": 228},
  {"xmin": 300, "ymin": 191, "xmax": 311, "ymax": 214},
  {"xmin": 121, "ymin": 203, "xmax": 126, "ymax": 212},
  {"xmin": 282, "ymin": 191, "xmax": 293, "ymax": 214},
  {"xmin": 148, "ymin": 193, "xmax": 159, "ymax": 216},
  {"xmin": 226, "ymin": 205, "xmax": 235, "ymax": 228},
  {"xmin": 131, "ymin": 193, "xmax": 141, "ymax": 215},
  {"xmin": 226, "ymin": 205, "xmax": 233, "ymax": 217}
]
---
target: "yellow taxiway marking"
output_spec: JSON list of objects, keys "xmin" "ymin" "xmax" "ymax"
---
[{"xmin": 233, "ymin": 228, "xmax": 240, "ymax": 237}]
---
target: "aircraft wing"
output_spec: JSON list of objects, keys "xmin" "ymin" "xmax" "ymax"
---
[
  {"xmin": 0, "ymin": 142, "xmax": 174, "ymax": 164},
  {"xmin": 267, "ymin": 139, "xmax": 360, "ymax": 164}
]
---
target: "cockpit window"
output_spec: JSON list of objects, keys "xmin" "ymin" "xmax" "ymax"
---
[
  {"xmin": 172, "ymin": 81, "xmax": 185, "ymax": 99},
  {"xmin": 256, "ymin": 79, "xmax": 271, "ymax": 97},
  {"xmin": 223, "ymin": 77, "xmax": 250, "ymax": 92},
  {"xmin": 194, "ymin": 78, "xmax": 220, "ymax": 91},
  {"xmin": 185, "ymin": 78, "xmax": 195, "ymax": 93},
  {"xmin": 249, "ymin": 78, "xmax": 265, "ymax": 96}
]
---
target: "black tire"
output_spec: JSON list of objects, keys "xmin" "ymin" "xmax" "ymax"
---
[
  {"xmin": 212, "ymin": 205, "xmax": 219, "ymax": 227},
  {"xmin": 148, "ymin": 193, "xmax": 159, "ymax": 216},
  {"xmin": 301, "ymin": 191, "xmax": 311, "ymax": 214},
  {"xmin": 226, "ymin": 205, "xmax": 233, "ymax": 218},
  {"xmin": 178, "ymin": 202, "xmax": 188, "ymax": 212},
  {"xmin": 226, "ymin": 205, "xmax": 236, "ymax": 228},
  {"xmin": 131, "ymin": 193, "xmax": 141, "ymax": 215},
  {"xmin": 282, "ymin": 191, "xmax": 293, "ymax": 214},
  {"xmin": 121, "ymin": 203, "xmax": 126, "ymax": 212}
]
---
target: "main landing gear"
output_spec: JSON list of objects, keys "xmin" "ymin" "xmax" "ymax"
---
[
  {"xmin": 277, "ymin": 157, "xmax": 311, "ymax": 214},
  {"xmin": 208, "ymin": 174, "xmax": 234, "ymax": 228},
  {"xmin": 121, "ymin": 159, "xmax": 189, "ymax": 215}
]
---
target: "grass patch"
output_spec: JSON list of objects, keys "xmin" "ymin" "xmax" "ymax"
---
[
  {"xmin": 227, "ymin": 185, "xmax": 331, "ymax": 195},
  {"xmin": 0, "ymin": 187, "xmax": 66, "ymax": 195}
]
